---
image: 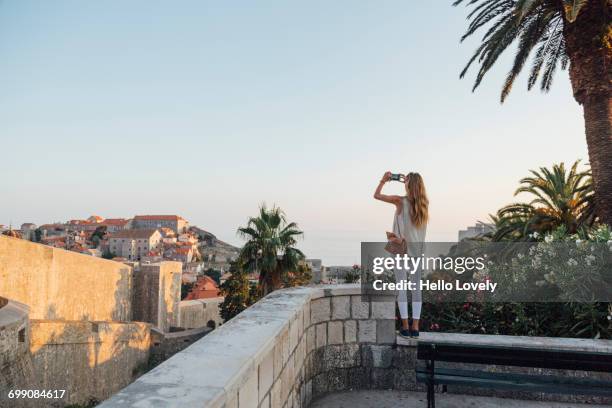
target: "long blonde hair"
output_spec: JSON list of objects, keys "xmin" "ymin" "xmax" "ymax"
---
[{"xmin": 405, "ymin": 172, "xmax": 429, "ymax": 227}]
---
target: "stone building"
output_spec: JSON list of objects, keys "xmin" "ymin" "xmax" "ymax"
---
[
  {"xmin": 100, "ymin": 218, "xmax": 131, "ymax": 233},
  {"xmin": 108, "ymin": 229, "xmax": 162, "ymax": 261},
  {"xmin": 19, "ymin": 223, "xmax": 37, "ymax": 241},
  {"xmin": 458, "ymin": 222, "xmax": 494, "ymax": 241},
  {"xmin": 132, "ymin": 215, "xmax": 189, "ymax": 234}
]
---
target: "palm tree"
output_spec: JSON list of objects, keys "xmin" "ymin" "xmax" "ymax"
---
[
  {"xmin": 493, "ymin": 161, "xmax": 594, "ymax": 240},
  {"xmin": 237, "ymin": 204, "xmax": 305, "ymax": 295},
  {"xmin": 454, "ymin": 0, "xmax": 612, "ymax": 225}
]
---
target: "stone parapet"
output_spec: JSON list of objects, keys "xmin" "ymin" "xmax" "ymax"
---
[{"xmin": 98, "ymin": 284, "xmax": 396, "ymax": 408}]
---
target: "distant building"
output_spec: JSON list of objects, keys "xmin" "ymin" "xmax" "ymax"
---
[
  {"xmin": 20, "ymin": 223, "xmax": 37, "ymax": 240},
  {"xmin": 65, "ymin": 220, "xmax": 99, "ymax": 232},
  {"xmin": 458, "ymin": 223, "xmax": 494, "ymax": 241},
  {"xmin": 108, "ymin": 229, "xmax": 162, "ymax": 261},
  {"xmin": 39, "ymin": 223, "xmax": 65, "ymax": 238},
  {"xmin": 133, "ymin": 215, "xmax": 189, "ymax": 234},
  {"xmin": 184, "ymin": 275, "xmax": 221, "ymax": 300},
  {"xmin": 100, "ymin": 218, "xmax": 131, "ymax": 233},
  {"xmin": 306, "ymin": 259, "xmax": 326, "ymax": 284}
]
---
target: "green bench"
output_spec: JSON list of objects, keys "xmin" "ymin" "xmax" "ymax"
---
[{"xmin": 416, "ymin": 341, "xmax": 612, "ymax": 408}]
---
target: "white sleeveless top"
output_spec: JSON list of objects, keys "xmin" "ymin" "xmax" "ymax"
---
[{"xmin": 393, "ymin": 197, "xmax": 427, "ymax": 257}]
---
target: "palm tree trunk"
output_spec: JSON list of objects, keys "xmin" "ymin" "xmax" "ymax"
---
[
  {"xmin": 583, "ymin": 96, "xmax": 612, "ymax": 225},
  {"xmin": 563, "ymin": 1, "xmax": 612, "ymax": 225}
]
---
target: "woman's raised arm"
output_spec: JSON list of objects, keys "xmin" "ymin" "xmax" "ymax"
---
[{"xmin": 374, "ymin": 171, "xmax": 402, "ymax": 208}]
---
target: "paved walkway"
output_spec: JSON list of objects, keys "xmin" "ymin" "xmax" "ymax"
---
[{"xmin": 309, "ymin": 390, "xmax": 612, "ymax": 408}]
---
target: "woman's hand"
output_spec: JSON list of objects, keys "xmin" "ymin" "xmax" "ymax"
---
[{"xmin": 374, "ymin": 171, "xmax": 401, "ymax": 207}]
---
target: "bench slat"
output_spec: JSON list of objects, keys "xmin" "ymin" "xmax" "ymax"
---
[
  {"xmin": 415, "ymin": 371, "xmax": 612, "ymax": 397},
  {"xmin": 417, "ymin": 342, "xmax": 612, "ymax": 372}
]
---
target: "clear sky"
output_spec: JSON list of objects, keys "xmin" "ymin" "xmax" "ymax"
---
[{"xmin": 0, "ymin": 1, "xmax": 588, "ymax": 265}]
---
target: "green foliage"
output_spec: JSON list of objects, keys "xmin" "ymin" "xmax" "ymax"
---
[
  {"xmin": 204, "ymin": 268, "xmax": 222, "ymax": 285},
  {"xmin": 90, "ymin": 225, "xmax": 107, "ymax": 247},
  {"xmin": 284, "ymin": 263, "xmax": 313, "ymax": 287},
  {"xmin": 101, "ymin": 248, "xmax": 116, "ymax": 259},
  {"xmin": 220, "ymin": 262, "xmax": 259, "ymax": 321},
  {"xmin": 491, "ymin": 161, "xmax": 595, "ymax": 241},
  {"xmin": 423, "ymin": 301, "xmax": 611, "ymax": 339},
  {"xmin": 237, "ymin": 204, "xmax": 305, "ymax": 295},
  {"xmin": 344, "ymin": 265, "xmax": 361, "ymax": 284},
  {"xmin": 425, "ymin": 225, "xmax": 612, "ymax": 339},
  {"xmin": 453, "ymin": 0, "xmax": 595, "ymax": 101},
  {"xmin": 181, "ymin": 281, "xmax": 194, "ymax": 300}
]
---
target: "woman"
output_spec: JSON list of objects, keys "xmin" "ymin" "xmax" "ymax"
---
[{"xmin": 374, "ymin": 171, "xmax": 428, "ymax": 338}]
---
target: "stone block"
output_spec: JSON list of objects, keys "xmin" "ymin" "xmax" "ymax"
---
[
  {"xmin": 239, "ymin": 373, "xmax": 258, "ymax": 408},
  {"xmin": 331, "ymin": 296, "xmax": 350, "ymax": 320},
  {"xmin": 303, "ymin": 302, "xmax": 311, "ymax": 329},
  {"xmin": 259, "ymin": 349, "xmax": 274, "ymax": 398},
  {"xmin": 306, "ymin": 325, "xmax": 315, "ymax": 355},
  {"xmin": 371, "ymin": 300, "xmax": 395, "ymax": 319},
  {"xmin": 376, "ymin": 319, "xmax": 396, "ymax": 344},
  {"xmin": 351, "ymin": 295, "xmax": 369, "ymax": 319},
  {"xmin": 280, "ymin": 326, "xmax": 290, "ymax": 366},
  {"xmin": 310, "ymin": 298, "xmax": 331, "ymax": 324},
  {"xmin": 294, "ymin": 337, "xmax": 305, "ymax": 375},
  {"xmin": 371, "ymin": 367, "xmax": 395, "ymax": 389},
  {"xmin": 270, "ymin": 379, "xmax": 282, "ymax": 408},
  {"xmin": 327, "ymin": 321, "xmax": 343, "ymax": 345},
  {"xmin": 280, "ymin": 354, "xmax": 294, "ymax": 403},
  {"xmin": 304, "ymin": 380, "xmax": 312, "ymax": 407},
  {"xmin": 322, "ymin": 344, "xmax": 361, "ymax": 370},
  {"xmin": 344, "ymin": 320, "xmax": 357, "ymax": 343},
  {"xmin": 260, "ymin": 393, "xmax": 270, "ymax": 408},
  {"xmin": 391, "ymin": 345, "xmax": 417, "ymax": 369},
  {"xmin": 358, "ymin": 320, "xmax": 376, "ymax": 343},
  {"xmin": 362, "ymin": 344, "xmax": 394, "ymax": 368},
  {"xmin": 312, "ymin": 373, "xmax": 328, "ymax": 395},
  {"xmin": 289, "ymin": 319, "xmax": 299, "ymax": 354},
  {"xmin": 315, "ymin": 323, "xmax": 327, "ymax": 348},
  {"xmin": 273, "ymin": 342, "xmax": 283, "ymax": 382}
]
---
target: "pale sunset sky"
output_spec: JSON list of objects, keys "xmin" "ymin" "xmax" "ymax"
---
[{"xmin": 0, "ymin": 1, "xmax": 587, "ymax": 265}]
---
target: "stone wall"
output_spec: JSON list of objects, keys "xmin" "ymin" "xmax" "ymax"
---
[
  {"xmin": 177, "ymin": 297, "xmax": 224, "ymax": 329},
  {"xmin": 149, "ymin": 326, "xmax": 211, "ymax": 367},
  {"xmin": 0, "ymin": 299, "xmax": 37, "ymax": 408},
  {"xmin": 29, "ymin": 320, "xmax": 151, "ymax": 406},
  {"xmin": 96, "ymin": 285, "xmax": 612, "ymax": 408},
  {"xmin": 132, "ymin": 262, "xmax": 182, "ymax": 332},
  {"xmin": 0, "ymin": 235, "xmax": 132, "ymax": 321},
  {"xmin": 97, "ymin": 285, "xmax": 396, "ymax": 408}
]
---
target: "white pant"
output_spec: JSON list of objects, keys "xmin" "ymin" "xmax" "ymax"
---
[{"xmin": 394, "ymin": 265, "xmax": 422, "ymax": 320}]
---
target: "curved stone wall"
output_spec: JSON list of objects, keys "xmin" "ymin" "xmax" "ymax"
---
[
  {"xmin": 0, "ymin": 298, "xmax": 30, "ymax": 372},
  {"xmin": 98, "ymin": 284, "xmax": 396, "ymax": 407},
  {"xmin": 0, "ymin": 298, "xmax": 37, "ymax": 408}
]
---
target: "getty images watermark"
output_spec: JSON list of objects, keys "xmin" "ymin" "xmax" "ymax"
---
[
  {"xmin": 371, "ymin": 252, "xmax": 497, "ymax": 293},
  {"xmin": 360, "ymin": 241, "xmax": 612, "ymax": 302}
]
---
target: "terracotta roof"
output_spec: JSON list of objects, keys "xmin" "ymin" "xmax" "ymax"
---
[
  {"xmin": 101, "ymin": 218, "xmax": 129, "ymax": 226},
  {"xmin": 134, "ymin": 215, "xmax": 185, "ymax": 221},
  {"xmin": 184, "ymin": 276, "xmax": 221, "ymax": 300},
  {"xmin": 108, "ymin": 229, "xmax": 159, "ymax": 239}
]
